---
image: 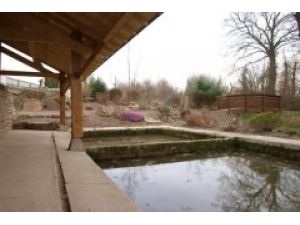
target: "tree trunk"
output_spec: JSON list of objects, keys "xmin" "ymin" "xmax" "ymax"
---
[
  {"xmin": 291, "ymin": 62, "xmax": 297, "ymax": 98},
  {"xmin": 282, "ymin": 60, "xmax": 289, "ymax": 97},
  {"xmin": 266, "ymin": 52, "xmax": 277, "ymax": 95}
]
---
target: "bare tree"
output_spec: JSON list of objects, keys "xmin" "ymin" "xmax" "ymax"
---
[
  {"xmin": 278, "ymin": 56, "xmax": 300, "ymax": 108},
  {"xmin": 236, "ymin": 66, "xmax": 266, "ymax": 94},
  {"xmin": 280, "ymin": 57, "xmax": 290, "ymax": 98},
  {"xmin": 127, "ymin": 44, "xmax": 131, "ymax": 93},
  {"xmin": 126, "ymin": 44, "xmax": 141, "ymax": 101},
  {"xmin": 226, "ymin": 12, "xmax": 299, "ymax": 94},
  {"xmin": 291, "ymin": 61, "xmax": 298, "ymax": 98}
]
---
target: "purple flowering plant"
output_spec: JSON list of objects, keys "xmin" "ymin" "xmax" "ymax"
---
[{"xmin": 120, "ymin": 111, "xmax": 145, "ymax": 122}]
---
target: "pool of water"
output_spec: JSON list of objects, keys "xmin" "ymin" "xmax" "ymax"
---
[{"xmin": 102, "ymin": 152, "xmax": 300, "ymax": 211}]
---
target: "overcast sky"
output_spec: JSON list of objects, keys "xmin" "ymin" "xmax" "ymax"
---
[{"xmin": 1, "ymin": 12, "xmax": 237, "ymax": 90}]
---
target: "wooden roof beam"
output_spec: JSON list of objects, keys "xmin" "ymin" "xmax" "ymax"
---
[
  {"xmin": 61, "ymin": 13, "xmax": 136, "ymax": 93},
  {"xmin": 2, "ymin": 13, "xmax": 94, "ymax": 57},
  {"xmin": 5, "ymin": 40, "xmax": 69, "ymax": 74},
  {"xmin": 0, "ymin": 45, "xmax": 59, "ymax": 77},
  {"xmin": 0, "ymin": 70, "xmax": 60, "ymax": 79},
  {"xmin": 75, "ymin": 13, "xmax": 134, "ymax": 80},
  {"xmin": 0, "ymin": 29, "xmax": 52, "ymax": 43}
]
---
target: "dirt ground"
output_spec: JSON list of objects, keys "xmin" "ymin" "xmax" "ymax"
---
[
  {"xmin": 15, "ymin": 102, "xmax": 186, "ymax": 128},
  {"xmin": 13, "ymin": 101, "xmax": 300, "ymax": 140}
]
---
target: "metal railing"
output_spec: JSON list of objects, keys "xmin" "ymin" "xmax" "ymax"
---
[
  {"xmin": 1, "ymin": 77, "xmax": 59, "ymax": 92},
  {"xmin": 5, "ymin": 77, "xmax": 40, "ymax": 88}
]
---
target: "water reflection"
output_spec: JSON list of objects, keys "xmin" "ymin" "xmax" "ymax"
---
[
  {"xmin": 103, "ymin": 152, "xmax": 300, "ymax": 211},
  {"xmin": 215, "ymin": 156, "xmax": 300, "ymax": 211}
]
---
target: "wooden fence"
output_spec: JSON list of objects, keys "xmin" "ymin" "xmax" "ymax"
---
[{"xmin": 218, "ymin": 94, "xmax": 281, "ymax": 114}]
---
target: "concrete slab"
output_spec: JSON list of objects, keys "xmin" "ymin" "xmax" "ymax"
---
[
  {"xmin": 53, "ymin": 131, "xmax": 70, "ymax": 151},
  {"xmin": 53, "ymin": 131, "xmax": 138, "ymax": 212},
  {"xmin": 66, "ymin": 183, "xmax": 137, "ymax": 212},
  {"xmin": 0, "ymin": 130, "xmax": 65, "ymax": 212}
]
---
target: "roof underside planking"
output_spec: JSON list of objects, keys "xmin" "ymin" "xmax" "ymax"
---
[{"xmin": 0, "ymin": 12, "xmax": 161, "ymax": 90}]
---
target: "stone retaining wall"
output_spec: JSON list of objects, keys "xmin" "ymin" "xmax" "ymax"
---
[
  {"xmin": 84, "ymin": 126, "xmax": 300, "ymax": 160},
  {"xmin": 9, "ymin": 87, "xmax": 67, "ymax": 112},
  {"xmin": 0, "ymin": 84, "xmax": 16, "ymax": 136}
]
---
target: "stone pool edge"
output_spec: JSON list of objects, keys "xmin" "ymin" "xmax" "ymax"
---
[
  {"xmin": 52, "ymin": 131, "xmax": 138, "ymax": 212},
  {"xmin": 84, "ymin": 126, "xmax": 300, "ymax": 160}
]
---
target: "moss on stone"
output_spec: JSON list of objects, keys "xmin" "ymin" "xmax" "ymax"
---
[
  {"xmin": 86, "ymin": 138, "xmax": 232, "ymax": 161},
  {"xmin": 85, "ymin": 128, "xmax": 300, "ymax": 163},
  {"xmin": 83, "ymin": 128, "xmax": 214, "ymax": 139}
]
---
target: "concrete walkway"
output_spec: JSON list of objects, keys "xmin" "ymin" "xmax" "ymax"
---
[
  {"xmin": 0, "ymin": 130, "xmax": 137, "ymax": 212},
  {"xmin": 0, "ymin": 130, "xmax": 65, "ymax": 212}
]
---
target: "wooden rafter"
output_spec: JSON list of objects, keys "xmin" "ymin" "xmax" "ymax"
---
[
  {"xmin": 5, "ymin": 40, "xmax": 69, "ymax": 74},
  {"xmin": 62, "ymin": 13, "xmax": 144, "ymax": 90},
  {"xmin": 1, "ymin": 13, "xmax": 94, "ymax": 57},
  {"xmin": 0, "ymin": 29, "xmax": 52, "ymax": 43},
  {"xmin": 45, "ymin": 13, "xmax": 99, "ymax": 44},
  {"xmin": 0, "ymin": 45, "xmax": 59, "ymax": 79},
  {"xmin": 0, "ymin": 70, "xmax": 59, "ymax": 79}
]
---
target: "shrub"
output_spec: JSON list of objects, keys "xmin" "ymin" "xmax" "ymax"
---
[
  {"xmin": 158, "ymin": 105, "xmax": 171, "ymax": 121},
  {"xmin": 185, "ymin": 75, "xmax": 224, "ymax": 108},
  {"xmin": 163, "ymin": 93, "xmax": 181, "ymax": 108},
  {"xmin": 89, "ymin": 77, "xmax": 107, "ymax": 98},
  {"xmin": 180, "ymin": 110, "xmax": 192, "ymax": 120},
  {"xmin": 45, "ymin": 77, "xmax": 59, "ymax": 88},
  {"xmin": 109, "ymin": 88, "xmax": 122, "ymax": 103},
  {"xmin": 222, "ymin": 117, "xmax": 240, "ymax": 132},
  {"xmin": 120, "ymin": 111, "xmax": 145, "ymax": 122},
  {"xmin": 127, "ymin": 89, "xmax": 140, "ymax": 101},
  {"xmin": 279, "ymin": 111, "xmax": 300, "ymax": 128},
  {"xmin": 183, "ymin": 110, "xmax": 217, "ymax": 128},
  {"xmin": 247, "ymin": 111, "xmax": 279, "ymax": 132}
]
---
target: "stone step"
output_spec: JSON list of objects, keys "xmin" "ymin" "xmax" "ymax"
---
[{"xmin": 13, "ymin": 121, "xmax": 60, "ymax": 130}]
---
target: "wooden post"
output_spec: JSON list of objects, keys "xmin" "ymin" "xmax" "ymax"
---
[
  {"xmin": 227, "ymin": 96, "xmax": 231, "ymax": 114},
  {"xmin": 0, "ymin": 42, "xmax": 2, "ymax": 83},
  {"xmin": 262, "ymin": 95, "xmax": 265, "ymax": 112},
  {"xmin": 279, "ymin": 96, "xmax": 281, "ymax": 113},
  {"xmin": 59, "ymin": 74, "xmax": 66, "ymax": 125},
  {"xmin": 184, "ymin": 96, "xmax": 189, "ymax": 111},
  {"xmin": 244, "ymin": 95, "xmax": 247, "ymax": 113},
  {"xmin": 70, "ymin": 52, "xmax": 83, "ymax": 138}
]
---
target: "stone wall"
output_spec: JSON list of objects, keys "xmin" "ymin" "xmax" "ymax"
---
[
  {"xmin": 9, "ymin": 87, "xmax": 67, "ymax": 112},
  {"xmin": 0, "ymin": 84, "xmax": 16, "ymax": 136}
]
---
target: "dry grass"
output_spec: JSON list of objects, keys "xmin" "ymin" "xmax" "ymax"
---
[{"xmin": 183, "ymin": 108, "xmax": 240, "ymax": 131}]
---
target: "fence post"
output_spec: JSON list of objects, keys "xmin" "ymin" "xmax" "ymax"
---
[
  {"xmin": 244, "ymin": 95, "xmax": 247, "ymax": 113},
  {"xmin": 227, "ymin": 96, "xmax": 230, "ymax": 114},
  {"xmin": 184, "ymin": 96, "xmax": 189, "ymax": 111},
  {"xmin": 279, "ymin": 96, "xmax": 281, "ymax": 113},
  {"xmin": 262, "ymin": 95, "xmax": 265, "ymax": 112}
]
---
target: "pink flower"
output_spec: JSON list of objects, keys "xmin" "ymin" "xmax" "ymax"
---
[{"xmin": 120, "ymin": 111, "xmax": 145, "ymax": 122}]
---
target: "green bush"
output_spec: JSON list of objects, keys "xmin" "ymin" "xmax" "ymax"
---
[
  {"xmin": 185, "ymin": 75, "xmax": 224, "ymax": 108},
  {"xmin": 247, "ymin": 112, "xmax": 280, "ymax": 132},
  {"xmin": 89, "ymin": 77, "xmax": 107, "ymax": 98},
  {"xmin": 158, "ymin": 104, "xmax": 171, "ymax": 121},
  {"xmin": 45, "ymin": 77, "xmax": 59, "ymax": 88}
]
